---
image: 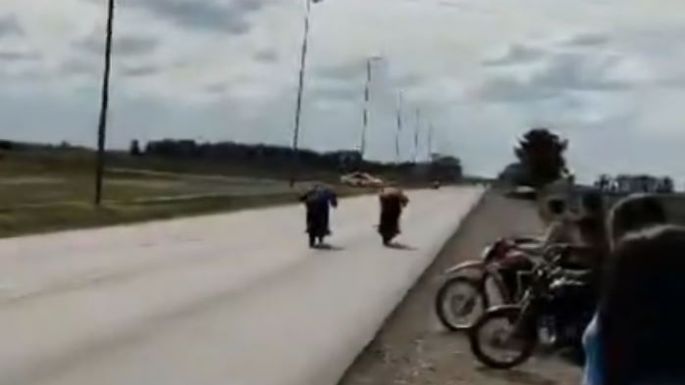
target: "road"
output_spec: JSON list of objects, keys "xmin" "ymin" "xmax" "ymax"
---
[
  {"xmin": 0, "ymin": 187, "xmax": 483, "ymax": 385},
  {"xmin": 340, "ymin": 191, "xmax": 582, "ymax": 385}
]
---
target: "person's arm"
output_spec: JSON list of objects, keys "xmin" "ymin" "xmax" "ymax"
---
[{"xmin": 542, "ymin": 222, "xmax": 563, "ymax": 245}]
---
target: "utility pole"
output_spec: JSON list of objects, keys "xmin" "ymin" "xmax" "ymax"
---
[
  {"xmin": 360, "ymin": 56, "xmax": 382, "ymax": 160},
  {"xmin": 395, "ymin": 92, "xmax": 403, "ymax": 163},
  {"xmin": 427, "ymin": 123, "xmax": 434, "ymax": 161},
  {"xmin": 413, "ymin": 108, "xmax": 420, "ymax": 164},
  {"xmin": 290, "ymin": 0, "xmax": 314, "ymax": 187},
  {"xmin": 94, "ymin": 0, "xmax": 115, "ymax": 206}
]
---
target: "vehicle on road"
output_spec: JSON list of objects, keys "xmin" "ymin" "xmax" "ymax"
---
[
  {"xmin": 467, "ymin": 251, "xmax": 594, "ymax": 369},
  {"xmin": 435, "ymin": 237, "xmax": 545, "ymax": 331},
  {"xmin": 340, "ymin": 172, "xmax": 384, "ymax": 188}
]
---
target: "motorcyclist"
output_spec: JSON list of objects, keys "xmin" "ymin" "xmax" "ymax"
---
[
  {"xmin": 300, "ymin": 183, "xmax": 338, "ymax": 248},
  {"xmin": 378, "ymin": 185, "xmax": 409, "ymax": 246},
  {"xmin": 498, "ymin": 198, "xmax": 576, "ymax": 295}
]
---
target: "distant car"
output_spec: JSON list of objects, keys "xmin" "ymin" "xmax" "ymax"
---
[{"xmin": 340, "ymin": 172, "xmax": 384, "ymax": 188}]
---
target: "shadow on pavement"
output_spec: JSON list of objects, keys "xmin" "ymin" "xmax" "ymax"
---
[
  {"xmin": 385, "ymin": 242, "xmax": 417, "ymax": 251},
  {"xmin": 477, "ymin": 367, "xmax": 557, "ymax": 385},
  {"xmin": 314, "ymin": 244, "xmax": 345, "ymax": 251}
]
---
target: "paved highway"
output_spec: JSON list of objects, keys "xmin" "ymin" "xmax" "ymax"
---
[{"xmin": 0, "ymin": 187, "xmax": 483, "ymax": 385}]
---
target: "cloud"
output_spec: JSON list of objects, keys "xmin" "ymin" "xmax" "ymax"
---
[
  {"xmin": 120, "ymin": 0, "xmax": 270, "ymax": 34},
  {"xmin": 562, "ymin": 32, "xmax": 610, "ymax": 47},
  {"xmin": 477, "ymin": 49, "xmax": 640, "ymax": 103},
  {"xmin": 254, "ymin": 49, "xmax": 278, "ymax": 63},
  {"xmin": 121, "ymin": 64, "xmax": 160, "ymax": 77},
  {"xmin": 0, "ymin": 14, "xmax": 23, "ymax": 38},
  {"xmin": 0, "ymin": 50, "xmax": 39, "ymax": 62},
  {"xmin": 483, "ymin": 44, "xmax": 545, "ymax": 66},
  {"xmin": 310, "ymin": 80, "xmax": 362, "ymax": 101},
  {"xmin": 74, "ymin": 33, "xmax": 160, "ymax": 56},
  {"xmin": 59, "ymin": 57, "xmax": 98, "ymax": 77}
]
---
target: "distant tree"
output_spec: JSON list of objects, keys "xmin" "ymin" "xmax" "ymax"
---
[
  {"xmin": 129, "ymin": 140, "xmax": 142, "ymax": 156},
  {"xmin": 515, "ymin": 128, "xmax": 568, "ymax": 187}
]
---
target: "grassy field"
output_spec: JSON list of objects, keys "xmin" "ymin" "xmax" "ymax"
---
[{"xmin": 0, "ymin": 150, "xmax": 375, "ymax": 238}]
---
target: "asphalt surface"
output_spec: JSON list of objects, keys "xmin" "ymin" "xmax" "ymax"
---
[
  {"xmin": 0, "ymin": 187, "xmax": 483, "ymax": 385},
  {"xmin": 340, "ymin": 191, "xmax": 582, "ymax": 385}
]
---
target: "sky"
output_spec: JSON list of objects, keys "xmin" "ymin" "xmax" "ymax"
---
[{"xmin": 1, "ymin": 0, "xmax": 685, "ymax": 183}]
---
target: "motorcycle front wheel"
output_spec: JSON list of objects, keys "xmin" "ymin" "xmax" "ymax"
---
[
  {"xmin": 435, "ymin": 276, "xmax": 486, "ymax": 331},
  {"xmin": 468, "ymin": 306, "xmax": 537, "ymax": 369}
]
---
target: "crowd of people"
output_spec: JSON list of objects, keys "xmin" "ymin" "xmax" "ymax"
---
[
  {"xmin": 542, "ymin": 191, "xmax": 683, "ymax": 385},
  {"xmin": 580, "ymin": 193, "xmax": 685, "ymax": 385}
]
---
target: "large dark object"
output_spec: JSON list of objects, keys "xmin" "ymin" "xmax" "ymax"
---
[
  {"xmin": 468, "ymin": 252, "xmax": 594, "ymax": 369},
  {"xmin": 94, "ymin": 0, "xmax": 115, "ymax": 205}
]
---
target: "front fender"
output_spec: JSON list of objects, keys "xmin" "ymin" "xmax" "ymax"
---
[
  {"xmin": 443, "ymin": 260, "xmax": 486, "ymax": 277},
  {"xmin": 442, "ymin": 261, "xmax": 487, "ymax": 280}
]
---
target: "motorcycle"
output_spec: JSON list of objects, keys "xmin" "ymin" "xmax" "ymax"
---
[
  {"xmin": 303, "ymin": 195, "xmax": 337, "ymax": 248},
  {"xmin": 467, "ymin": 252, "xmax": 595, "ymax": 369},
  {"xmin": 435, "ymin": 237, "xmax": 546, "ymax": 331}
]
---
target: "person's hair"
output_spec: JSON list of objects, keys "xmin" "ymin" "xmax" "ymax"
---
[
  {"xmin": 608, "ymin": 194, "xmax": 667, "ymax": 246},
  {"xmin": 599, "ymin": 225, "xmax": 685, "ymax": 385},
  {"xmin": 548, "ymin": 199, "xmax": 566, "ymax": 216},
  {"xmin": 581, "ymin": 190, "xmax": 605, "ymax": 215}
]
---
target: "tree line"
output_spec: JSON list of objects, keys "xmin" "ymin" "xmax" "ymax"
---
[{"xmin": 132, "ymin": 139, "xmax": 463, "ymax": 182}]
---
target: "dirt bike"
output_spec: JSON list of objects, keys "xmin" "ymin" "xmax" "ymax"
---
[
  {"xmin": 435, "ymin": 237, "xmax": 546, "ymax": 331},
  {"xmin": 467, "ymin": 252, "xmax": 594, "ymax": 369}
]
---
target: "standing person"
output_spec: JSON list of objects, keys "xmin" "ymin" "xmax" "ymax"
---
[
  {"xmin": 582, "ymin": 194, "xmax": 669, "ymax": 385},
  {"xmin": 300, "ymin": 183, "xmax": 338, "ymax": 248},
  {"xmin": 378, "ymin": 185, "xmax": 409, "ymax": 246},
  {"xmin": 563, "ymin": 191, "xmax": 610, "ymax": 279},
  {"xmin": 583, "ymin": 226, "xmax": 685, "ymax": 385}
]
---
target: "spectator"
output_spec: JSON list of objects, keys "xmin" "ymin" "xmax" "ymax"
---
[
  {"xmin": 608, "ymin": 194, "xmax": 667, "ymax": 249},
  {"xmin": 587, "ymin": 226, "xmax": 685, "ymax": 385},
  {"xmin": 582, "ymin": 195, "xmax": 672, "ymax": 385}
]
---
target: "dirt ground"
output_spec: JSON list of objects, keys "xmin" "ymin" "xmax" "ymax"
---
[{"xmin": 339, "ymin": 191, "xmax": 582, "ymax": 385}]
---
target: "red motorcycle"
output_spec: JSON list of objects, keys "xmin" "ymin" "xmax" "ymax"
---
[{"xmin": 435, "ymin": 237, "xmax": 548, "ymax": 331}]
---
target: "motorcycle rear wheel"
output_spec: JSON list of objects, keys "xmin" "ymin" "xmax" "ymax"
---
[{"xmin": 468, "ymin": 306, "xmax": 537, "ymax": 369}]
